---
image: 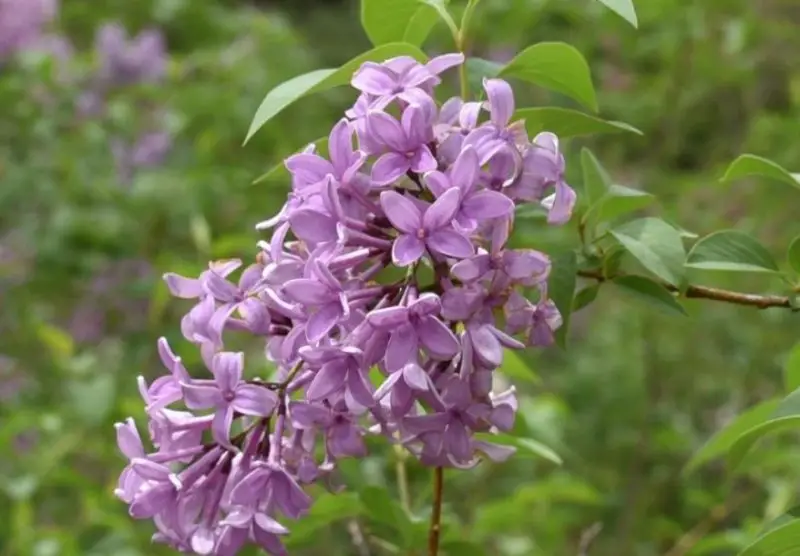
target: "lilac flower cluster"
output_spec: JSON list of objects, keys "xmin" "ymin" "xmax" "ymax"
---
[
  {"xmin": 115, "ymin": 53, "xmax": 575, "ymax": 554},
  {"xmin": 0, "ymin": 0, "xmax": 57, "ymax": 61}
]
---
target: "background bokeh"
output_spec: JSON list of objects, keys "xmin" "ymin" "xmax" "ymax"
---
[{"xmin": 1, "ymin": 0, "xmax": 799, "ymax": 555}]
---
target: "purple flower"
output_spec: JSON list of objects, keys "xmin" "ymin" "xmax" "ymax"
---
[
  {"xmin": 95, "ymin": 23, "xmax": 166, "ymax": 86},
  {"xmin": 380, "ymin": 188, "xmax": 474, "ymax": 266},
  {"xmin": 181, "ymin": 352, "xmax": 278, "ymax": 448}
]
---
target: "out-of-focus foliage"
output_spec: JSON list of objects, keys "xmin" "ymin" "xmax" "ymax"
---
[{"xmin": 1, "ymin": 0, "xmax": 799, "ymax": 555}]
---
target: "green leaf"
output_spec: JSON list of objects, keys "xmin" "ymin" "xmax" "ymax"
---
[
  {"xmin": 465, "ymin": 57, "xmax": 502, "ymax": 97},
  {"xmin": 478, "ymin": 433, "xmax": 563, "ymax": 465},
  {"xmin": 611, "ymin": 275, "xmax": 687, "ymax": 316},
  {"xmin": 721, "ymin": 154, "xmax": 800, "ymax": 190},
  {"xmin": 285, "ymin": 493, "xmax": 363, "ymax": 547},
  {"xmin": 359, "ymin": 486, "xmax": 410, "ymax": 532},
  {"xmin": 252, "ymin": 137, "xmax": 329, "ymax": 186},
  {"xmin": 580, "ymin": 147, "xmax": 612, "ymax": 204},
  {"xmin": 244, "ymin": 43, "xmax": 427, "ymax": 143},
  {"xmin": 784, "ymin": 343, "xmax": 800, "ymax": 394},
  {"xmin": 583, "ymin": 184, "xmax": 655, "ymax": 226},
  {"xmin": 417, "ymin": 0, "xmax": 458, "ymax": 38},
  {"xmin": 36, "ymin": 323, "xmax": 74, "ymax": 360},
  {"xmin": 685, "ymin": 230, "xmax": 780, "ymax": 274},
  {"xmin": 610, "ymin": 217, "xmax": 686, "ymax": 286},
  {"xmin": 441, "ymin": 541, "xmax": 485, "ymax": 556},
  {"xmin": 684, "ymin": 398, "xmax": 780, "ymax": 474},
  {"xmin": 459, "ymin": 0, "xmax": 484, "ymax": 42},
  {"xmin": 499, "ymin": 42, "xmax": 598, "ymax": 112},
  {"xmin": 573, "ymin": 284, "xmax": 601, "ymax": 312},
  {"xmin": 728, "ymin": 387, "xmax": 800, "ymax": 469},
  {"xmin": 500, "ymin": 350, "xmax": 540, "ymax": 384},
  {"xmin": 360, "ymin": 0, "xmax": 438, "ymax": 46},
  {"xmin": 515, "ymin": 107, "xmax": 642, "ymax": 139},
  {"xmin": 595, "ymin": 0, "xmax": 638, "ymax": 28},
  {"xmin": 787, "ymin": 236, "xmax": 800, "ymax": 275},
  {"xmin": 547, "ymin": 250, "xmax": 578, "ymax": 348},
  {"xmin": 738, "ymin": 519, "xmax": 800, "ymax": 556}
]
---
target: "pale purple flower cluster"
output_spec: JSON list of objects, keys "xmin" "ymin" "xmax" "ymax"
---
[
  {"xmin": 115, "ymin": 53, "xmax": 575, "ymax": 554},
  {"xmin": 0, "ymin": 0, "xmax": 57, "ymax": 60}
]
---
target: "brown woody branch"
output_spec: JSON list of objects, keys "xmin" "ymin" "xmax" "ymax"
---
[{"xmin": 578, "ymin": 269, "xmax": 797, "ymax": 310}]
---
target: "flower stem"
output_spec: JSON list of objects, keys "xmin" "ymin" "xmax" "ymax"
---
[
  {"xmin": 457, "ymin": 31, "xmax": 469, "ymax": 100},
  {"xmin": 393, "ymin": 444, "xmax": 412, "ymax": 514},
  {"xmin": 427, "ymin": 466, "xmax": 444, "ymax": 556}
]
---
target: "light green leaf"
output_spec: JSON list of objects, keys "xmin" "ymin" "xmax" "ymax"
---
[
  {"xmin": 580, "ymin": 147, "xmax": 612, "ymax": 204},
  {"xmin": 460, "ymin": 0, "xmax": 484, "ymax": 42},
  {"xmin": 785, "ymin": 342, "xmax": 800, "ymax": 395},
  {"xmin": 684, "ymin": 398, "xmax": 780, "ymax": 474},
  {"xmin": 611, "ymin": 275, "xmax": 687, "ymax": 316},
  {"xmin": 465, "ymin": 57, "xmax": 502, "ymax": 96},
  {"xmin": 610, "ymin": 217, "xmax": 686, "ymax": 286},
  {"xmin": 500, "ymin": 350, "xmax": 540, "ymax": 384},
  {"xmin": 285, "ymin": 493, "xmax": 363, "ymax": 547},
  {"xmin": 583, "ymin": 184, "xmax": 655, "ymax": 226},
  {"xmin": 515, "ymin": 107, "xmax": 642, "ymax": 139},
  {"xmin": 728, "ymin": 387, "xmax": 800, "ymax": 469},
  {"xmin": 417, "ymin": 0, "xmax": 458, "ymax": 38},
  {"xmin": 245, "ymin": 43, "xmax": 427, "ymax": 143},
  {"xmin": 360, "ymin": 0, "xmax": 437, "ymax": 46},
  {"xmin": 499, "ymin": 42, "xmax": 598, "ymax": 112},
  {"xmin": 252, "ymin": 137, "xmax": 329, "ymax": 186},
  {"xmin": 36, "ymin": 323, "xmax": 74, "ymax": 360},
  {"xmin": 787, "ymin": 236, "xmax": 800, "ymax": 275},
  {"xmin": 685, "ymin": 230, "xmax": 780, "ymax": 274},
  {"xmin": 478, "ymin": 433, "xmax": 563, "ymax": 465},
  {"xmin": 546, "ymin": 250, "xmax": 578, "ymax": 348},
  {"xmin": 738, "ymin": 519, "xmax": 800, "ymax": 556},
  {"xmin": 595, "ymin": 0, "xmax": 638, "ymax": 28},
  {"xmin": 721, "ymin": 154, "xmax": 800, "ymax": 190}
]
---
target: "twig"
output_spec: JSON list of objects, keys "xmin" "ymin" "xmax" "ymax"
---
[
  {"xmin": 394, "ymin": 444, "xmax": 412, "ymax": 514},
  {"xmin": 578, "ymin": 269, "xmax": 797, "ymax": 310},
  {"xmin": 347, "ymin": 520, "xmax": 372, "ymax": 556},
  {"xmin": 578, "ymin": 522, "xmax": 603, "ymax": 556},
  {"xmin": 428, "ymin": 467, "xmax": 444, "ymax": 556}
]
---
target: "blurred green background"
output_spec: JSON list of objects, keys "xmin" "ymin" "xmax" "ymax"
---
[{"xmin": 1, "ymin": 0, "xmax": 799, "ymax": 555}]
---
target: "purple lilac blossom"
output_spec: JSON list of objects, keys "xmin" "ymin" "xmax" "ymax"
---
[
  {"xmin": 114, "ymin": 53, "xmax": 576, "ymax": 555},
  {"xmin": 0, "ymin": 0, "xmax": 57, "ymax": 60}
]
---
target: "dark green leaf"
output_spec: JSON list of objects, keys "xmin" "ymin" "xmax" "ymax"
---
[
  {"xmin": 785, "ymin": 343, "xmax": 800, "ymax": 394},
  {"xmin": 547, "ymin": 250, "xmax": 578, "ymax": 348},
  {"xmin": 611, "ymin": 275, "xmax": 687, "ymax": 316},
  {"xmin": 595, "ymin": 0, "xmax": 638, "ymax": 28},
  {"xmin": 499, "ymin": 42, "xmax": 598, "ymax": 112},
  {"xmin": 787, "ymin": 236, "xmax": 800, "ymax": 275},
  {"xmin": 737, "ymin": 519, "xmax": 800, "ymax": 556},
  {"xmin": 441, "ymin": 540, "xmax": 485, "ymax": 556},
  {"xmin": 583, "ymin": 184, "xmax": 655, "ymax": 226},
  {"xmin": 580, "ymin": 147, "xmax": 612, "ymax": 204},
  {"xmin": 285, "ymin": 493, "xmax": 363, "ymax": 547},
  {"xmin": 573, "ymin": 284, "xmax": 601, "ymax": 312},
  {"xmin": 686, "ymin": 230, "xmax": 780, "ymax": 274},
  {"xmin": 721, "ymin": 154, "xmax": 800, "ymax": 190},
  {"xmin": 728, "ymin": 387, "xmax": 800, "ymax": 469},
  {"xmin": 610, "ymin": 217, "xmax": 686, "ymax": 286},
  {"xmin": 360, "ymin": 0, "xmax": 438, "ymax": 46},
  {"xmin": 515, "ymin": 107, "xmax": 642, "ymax": 138},
  {"xmin": 684, "ymin": 398, "xmax": 780, "ymax": 474},
  {"xmin": 245, "ymin": 43, "xmax": 427, "ymax": 143}
]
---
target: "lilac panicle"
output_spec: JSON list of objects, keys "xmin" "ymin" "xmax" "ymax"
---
[{"xmin": 115, "ymin": 54, "xmax": 575, "ymax": 554}]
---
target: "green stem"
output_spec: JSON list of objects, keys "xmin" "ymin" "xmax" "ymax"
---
[
  {"xmin": 457, "ymin": 30, "xmax": 469, "ymax": 99},
  {"xmin": 394, "ymin": 444, "xmax": 412, "ymax": 514}
]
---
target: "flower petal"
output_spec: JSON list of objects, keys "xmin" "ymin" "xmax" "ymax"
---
[
  {"xmin": 392, "ymin": 234, "xmax": 426, "ymax": 267},
  {"xmin": 365, "ymin": 110, "xmax": 406, "ymax": 152},
  {"xmin": 380, "ymin": 190, "xmax": 422, "ymax": 233},
  {"xmin": 426, "ymin": 229, "xmax": 474, "ymax": 259},
  {"xmin": 306, "ymin": 361, "xmax": 343, "ymax": 401},
  {"xmin": 351, "ymin": 63, "xmax": 397, "ymax": 95},
  {"xmin": 449, "ymin": 146, "xmax": 479, "ymax": 193},
  {"xmin": 212, "ymin": 405, "xmax": 235, "ymax": 448},
  {"xmin": 306, "ymin": 302, "xmax": 344, "ymax": 342},
  {"xmin": 367, "ymin": 306, "xmax": 410, "ymax": 328},
  {"xmin": 483, "ymin": 78, "xmax": 515, "ymax": 128},
  {"xmin": 417, "ymin": 316, "xmax": 460, "ymax": 359},
  {"xmin": 233, "ymin": 384, "xmax": 278, "ymax": 417},
  {"xmin": 181, "ymin": 383, "xmax": 221, "ymax": 410},
  {"xmin": 461, "ymin": 190, "xmax": 514, "ymax": 221},
  {"xmin": 385, "ymin": 324, "xmax": 418, "ymax": 372},
  {"xmin": 283, "ymin": 279, "xmax": 331, "ymax": 305},
  {"xmin": 371, "ymin": 152, "xmax": 410, "ymax": 186},
  {"xmin": 450, "ymin": 254, "xmax": 492, "ymax": 283},
  {"xmin": 423, "ymin": 187, "xmax": 461, "ymax": 231},
  {"xmin": 213, "ymin": 352, "xmax": 243, "ymax": 392},
  {"xmin": 163, "ymin": 273, "xmax": 202, "ymax": 298}
]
